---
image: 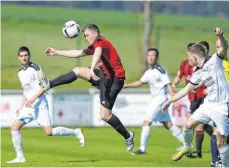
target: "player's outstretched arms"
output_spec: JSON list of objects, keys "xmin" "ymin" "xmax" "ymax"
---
[
  {"xmin": 123, "ymin": 80, "xmax": 144, "ymax": 88},
  {"xmin": 214, "ymin": 27, "xmax": 228, "ymax": 58},
  {"xmin": 45, "ymin": 47, "xmax": 87, "ymax": 58},
  {"xmin": 162, "ymin": 83, "xmax": 195, "ymax": 113}
]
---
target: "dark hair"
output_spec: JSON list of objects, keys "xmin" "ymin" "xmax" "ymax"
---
[
  {"xmin": 82, "ymin": 24, "xmax": 100, "ymax": 34},
  {"xmin": 199, "ymin": 41, "xmax": 210, "ymax": 52},
  {"xmin": 18, "ymin": 46, "xmax": 30, "ymax": 56},
  {"xmin": 148, "ymin": 48, "xmax": 159, "ymax": 58}
]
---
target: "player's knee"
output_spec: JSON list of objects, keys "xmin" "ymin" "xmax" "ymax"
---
[
  {"xmin": 100, "ymin": 113, "xmax": 112, "ymax": 122},
  {"xmin": 72, "ymin": 67, "xmax": 80, "ymax": 76}
]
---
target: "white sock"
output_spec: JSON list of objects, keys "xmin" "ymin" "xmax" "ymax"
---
[
  {"xmin": 169, "ymin": 125, "xmax": 184, "ymax": 144},
  {"xmin": 140, "ymin": 126, "xmax": 151, "ymax": 152},
  {"xmin": 52, "ymin": 127, "xmax": 78, "ymax": 136},
  {"xmin": 11, "ymin": 130, "xmax": 25, "ymax": 158},
  {"xmin": 183, "ymin": 128, "xmax": 193, "ymax": 149},
  {"xmin": 218, "ymin": 145, "xmax": 229, "ymax": 167}
]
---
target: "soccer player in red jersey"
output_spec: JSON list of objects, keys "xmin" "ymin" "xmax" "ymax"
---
[
  {"xmin": 172, "ymin": 42, "xmax": 213, "ymax": 158},
  {"xmin": 43, "ymin": 24, "xmax": 135, "ymax": 151}
]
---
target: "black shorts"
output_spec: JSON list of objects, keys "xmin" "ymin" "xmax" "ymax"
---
[
  {"xmin": 189, "ymin": 98, "xmax": 204, "ymax": 114},
  {"xmin": 88, "ymin": 69, "xmax": 124, "ymax": 110}
]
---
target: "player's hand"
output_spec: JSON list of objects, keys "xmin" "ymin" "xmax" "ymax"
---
[
  {"xmin": 25, "ymin": 98, "xmax": 36, "ymax": 107},
  {"xmin": 45, "ymin": 47, "xmax": 56, "ymax": 56},
  {"xmin": 162, "ymin": 101, "xmax": 171, "ymax": 113},
  {"xmin": 123, "ymin": 84, "xmax": 128, "ymax": 88},
  {"xmin": 90, "ymin": 69, "xmax": 100, "ymax": 81},
  {"xmin": 214, "ymin": 27, "xmax": 223, "ymax": 37},
  {"xmin": 16, "ymin": 107, "xmax": 23, "ymax": 114}
]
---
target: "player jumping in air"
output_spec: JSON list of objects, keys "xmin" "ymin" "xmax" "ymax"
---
[
  {"xmin": 7, "ymin": 46, "xmax": 85, "ymax": 164},
  {"xmin": 162, "ymin": 27, "xmax": 229, "ymax": 167},
  {"xmin": 41, "ymin": 24, "xmax": 135, "ymax": 151},
  {"xmin": 123, "ymin": 48, "xmax": 184, "ymax": 155}
]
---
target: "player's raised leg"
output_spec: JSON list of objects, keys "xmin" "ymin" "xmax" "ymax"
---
[
  {"xmin": 39, "ymin": 67, "xmax": 91, "ymax": 90},
  {"xmin": 172, "ymin": 118, "xmax": 202, "ymax": 161},
  {"xmin": 41, "ymin": 126, "xmax": 85, "ymax": 147}
]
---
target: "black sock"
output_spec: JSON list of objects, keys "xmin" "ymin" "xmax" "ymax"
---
[
  {"xmin": 107, "ymin": 114, "xmax": 130, "ymax": 139},
  {"xmin": 50, "ymin": 71, "xmax": 77, "ymax": 88},
  {"xmin": 196, "ymin": 131, "xmax": 204, "ymax": 154},
  {"xmin": 204, "ymin": 124, "xmax": 213, "ymax": 136},
  {"xmin": 211, "ymin": 135, "xmax": 220, "ymax": 163}
]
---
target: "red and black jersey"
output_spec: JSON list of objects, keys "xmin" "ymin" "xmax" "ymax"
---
[
  {"xmin": 177, "ymin": 59, "xmax": 205, "ymax": 102},
  {"xmin": 83, "ymin": 36, "xmax": 125, "ymax": 79}
]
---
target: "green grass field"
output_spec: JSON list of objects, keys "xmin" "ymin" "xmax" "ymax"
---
[
  {"xmin": 2, "ymin": 5, "xmax": 229, "ymax": 89},
  {"xmin": 1, "ymin": 127, "xmax": 212, "ymax": 167}
]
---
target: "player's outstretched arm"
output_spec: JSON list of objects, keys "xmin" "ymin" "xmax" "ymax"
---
[
  {"xmin": 45, "ymin": 47, "xmax": 87, "ymax": 58},
  {"xmin": 214, "ymin": 27, "xmax": 228, "ymax": 58},
  {"xmin": 123, "ymin": 81, "xmax": 144, "ymax": 88},
  {"xmin": 25, "ymin": 88, "xmax": 46, "ymax": 107},
  {"xmin": 162, "ymin": 83, "xmax": 195, "ymax": 113},
  {"xmin": 89, "ymin": 47, "xmax": 102, "ymax": 81}
]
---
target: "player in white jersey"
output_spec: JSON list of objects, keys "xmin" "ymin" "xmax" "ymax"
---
[
  {"xmin": 162, "ymin": 28, "xmax": 229, "ymax": 167},
  {"xmin": 7, "ymin": 46, "xmax": 85, "ymax": 164},
  {"xmin": 124, "ymin": 48, "xmax": 184, "ymax": 155}
]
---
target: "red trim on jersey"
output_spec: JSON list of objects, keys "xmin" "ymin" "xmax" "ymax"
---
[
  {"xmin": 83, "ymin": 36, "xmax": 125, "ymax": 79},
  {"xmin": 178, "ymin": 59, "xmax": 205, "ymax": 102}
]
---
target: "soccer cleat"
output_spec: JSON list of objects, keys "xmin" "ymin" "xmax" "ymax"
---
[
  {"xmin": 133, "ymin": 149, "xmax": 147, "ymax": 155},
  {"xmin": 125, "ymin": 131, "xmax": 135, "ymax": 151},
  {"xmin": 75, "ymin": 129, "xmax": 85, "ymax": 147},
  {"xmin": 211, "ymin": 161, "xmax": 223, "ymax": 167},
  {"xmin": 6, "ymin": 157, "xmax": 25, "ymax": 164},
  {"xmin": 37, "ymin": 71, "xmax": 50, "ymax": 91},
  {"xmin": 172, "ymin": 148, "xmax": 191, "ymax": 161}
]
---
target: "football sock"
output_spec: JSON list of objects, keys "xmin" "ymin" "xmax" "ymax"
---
[
  {"xmin": 11, "ymin": 130, "xmax": 25, "ymax": 158},
  {"xmin": 52, "ymin": 127, "xmax": 78, "ymax": 136},
  {"xmin": 218, "ymin": 145, "xmax": 229, "ymax": 167},
  {"xmin": 211, "ymin": 135, "xmax": 220, "ymax": 163},
  {"xmin": 183, "ymin": 128, "xmax": 193, "ymax": 149},
  {"xmin": 169, "ymin": 125, "xmax": 184, "ymax": 144},
  {"xmin": 140, "ymin": 126, "xmax": 151, "ymax": 152},
  {"xmin": 107, "ymin": 114, "xmax": 130, "ymax": 139},
  {"xmin": 204, "ymin": 124, "xmax": 213, "ymax": 136},
  {"xmin": 196, "ymin": 131, "xmax": 204, "ymax": 154},
  {"xmin": 50, "ymin": 71, "xmax": 77, "ymax": 88}
]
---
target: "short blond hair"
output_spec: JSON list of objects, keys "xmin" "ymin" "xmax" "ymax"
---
[
  {"xmin": 82, "ymin": 24, "xmax": 100, "ymax": 34},
  {"xmin": 188, "ymin": 44, "xmax": 207, "ymax": 57}
]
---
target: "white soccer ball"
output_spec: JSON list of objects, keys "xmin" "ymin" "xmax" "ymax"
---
[{"xmin": 62, "ymin": 21, "xmax": 81, "ymax": 38}]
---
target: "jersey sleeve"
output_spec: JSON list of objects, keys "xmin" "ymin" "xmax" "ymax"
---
[
  {"xmin": 177, "ymin": 61, "xmax": 185, "ymax": 78},
  {"xmin": 190, "ymin": 72, "xmax": 201, "ymax": 85},
  {"xmin": 161, "ymin": 71, "xmax": 171, "ymax": 86},
  {"xmin": 83, "ymin": 47, "xmax": 94, "ymax": 55},
  {"xmin": 140, "ymin": 71, "xmax": 148, "ymax": 83}
]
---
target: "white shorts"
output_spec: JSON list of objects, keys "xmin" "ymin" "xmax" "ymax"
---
[
  {"xmin": 191, "ymin": 102, "xmax": 229, "ymax": 136},
  {"xmin": 16, "ymin": 95, "xmax": 52, "ymax": 127},
  {"xmin": 145, "ymin": 95, "xmax": 171, "ymax": 123}
]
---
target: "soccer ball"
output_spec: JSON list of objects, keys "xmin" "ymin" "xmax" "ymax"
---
[{"xmin": 62, "ymin": 21, "xmax": 81, "ymax": 38}]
